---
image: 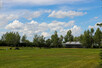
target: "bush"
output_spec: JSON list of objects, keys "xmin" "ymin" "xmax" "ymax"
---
[{"xmin": 15, "ymin": 47, "xmax": 20, "ymax": 50}]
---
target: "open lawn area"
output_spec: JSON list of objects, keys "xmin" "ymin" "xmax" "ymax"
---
[{"xmin": 0, "ymin": 47, "xmax": 101, "ymax": 68}]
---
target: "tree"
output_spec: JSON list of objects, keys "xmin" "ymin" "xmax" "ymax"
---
[
  {"xmin": 64, "ymin": 30, "xmax": 73, "ymax": 42},
  {"xmin": 79, "ymin": 28, "xmax": 95, "ymax": 48},
  {"xmin": 90, "ymin": 28, "xmax": 94, "ymax": 48},
  {"xmin": 45, "ymin": 39, "xmax": 51, "ymax": 48},
  {"xmin": 58, "ymin": 35, "xmax": 63, "ymax": 47},
  {"xmin": 51, "ymin": 31, "xmax": 59, "ymax": 48},
  {"xmin": 0, "ymin": 40, "xmax": 3, "ymax": 46},
  {"xmin": 33, "ymin": 35, "xmax": 45, "ymax": 48},
  {"xmin": 33, "ymin": 34, "xmax": 39, "ymax": 47},
  {"xmin": 73, "ymin": 36, "xmax": 80, "ymax": 42},
  {"xmin": 80, "ymin": 30, "xmax": 92, "ymax": 48},
  {"xmin": 21, "ymin": 35, "xmax": 32, "ymax": 47},
  {"xmin": 94, "ymin": 28, "xmax": 102, "ymax": 48},
  {"xmin": 97, "ymin": 23, "xmax": 102, "ymax": 27},
  {"xmin": 1, "ymin": 32, "xmax": 20, "ymax": 47},
  {"xmin": 38, "ymin": 35, "xmax": 45, "ymax": 48},
  {"xmin": 21, "ymin": 35, "xmax": 27, "ymax": 43}
]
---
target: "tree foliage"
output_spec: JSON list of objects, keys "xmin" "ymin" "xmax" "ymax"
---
[
  {"xmin": 94, "ymin": 28, "xmax": 102, "ymax": 47},
  {"xmin": 64, "ymin": 30, "xmax": 73, "ymax": 42},
  {"xmin": 51, "ymin": 31, "xmax": 59, "ymax": 47},
  {"xmin": 80, "ymin": 30, "xmax": 92, "ymax": 48},
  {"xmin": 1, "ymin": 32, "xmax": 20, "ymax": 47},
  {"xmin": 97, "ymin": 23, "xmax": 102, "ymax": 27},
  {"xmin": 0, "ymin": 28, "xmax": 101, "ymax": 48},
  {"xmin": 21, "ymin": 35, "xmax": 27, "ymax": 43},
  {"xmin": 33, "ymin": 35, "xmax": 45, "ymax": 48},
  {"xmin": 45, "ymin": 39, "xmax": 51, "ymax": 48},
  {"xmin": 80, "ymin": 28, "xmax": 102, "ymax": 48}
]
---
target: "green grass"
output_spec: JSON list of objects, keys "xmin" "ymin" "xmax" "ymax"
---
[{"xmin": 0, "ymin": 47, "xmax": 101, "ymax": 68}]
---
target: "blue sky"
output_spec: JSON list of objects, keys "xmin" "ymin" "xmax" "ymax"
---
[{"xmin": 0, "ymin": 0, "xmax": 102, "ymax": 41}]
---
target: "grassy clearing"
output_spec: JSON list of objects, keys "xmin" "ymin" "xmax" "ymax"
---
[{"xmin": 0, "ymin": 47, "xmax": 101, "ymax": 68}]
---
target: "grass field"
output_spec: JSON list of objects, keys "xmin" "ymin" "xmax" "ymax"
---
[{"xmin": 0, "ymin": 47, "xmax": 101, "ymax": 68}]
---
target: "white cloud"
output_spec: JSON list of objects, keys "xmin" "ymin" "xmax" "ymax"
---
[
  {"xmin": 0, "ymin": 14, "xmax": 19, "ymax": 27},
  {"xmin": 5, "ymin": 20, "xmax": 23, "ymax": 29},
  {"xmin": 22, "ymin": 10, "xmax": 51, "ymax": 20},
  {"xmin": 88, "ymin": 25, "xmax": 94, "ymax": 29},
  {"xmin": 0, "ymin": 14, "xmax": 18, "ymax": 21},
  {"xmin": 23, "ymin": 10, "xmax": 51, "ymax": 20},
  {"xmin": 0, "ymin": 32, "xmax": 6, "ymax": 39},
  {"xmin": 24, "ymin": 11, "xmax": 41, "ymax": 20},
  {"xmin": 0, "ymin": 9, "xmax": 51, "ymax": 28},
  {"xmin": 4, "ymin": 0, "xmax": 90, "ymax": 6},
  {"xmin": 59, "ymin": 25, "xmax": 82, "ymax": 36},
  {"xmin": 48, "ymin": 21, "xmax": 75, "ymax": 31},
  {"xmin": 0, "ymin": 0, "xmax": 2, "ymax": 8},
  {"xmin": 5, "ymin": 20, "xmax": 82, "ymax": 39},
  {"xmin": 41, "ymin": 32, "xmax": 50, "ymax": 37},
  {"xmin": 65, "ymin": 21, "xmax": 75, "ymax": 27},
  {"xmin": 48, "ymin": 10, "xmax": 87, "ymax": 18},
  {"xmin": 71, "ymin": 25, "xmax": 82, "ymax": 36}
]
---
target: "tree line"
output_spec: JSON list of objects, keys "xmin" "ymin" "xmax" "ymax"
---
[{"xmin": 0, "ymin": 28, "xmax": 102, "ymax": 48}]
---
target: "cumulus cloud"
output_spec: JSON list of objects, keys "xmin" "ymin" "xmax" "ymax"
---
[
  {"xmin": 5, "ymin": 20, "xmax": 82, "ymax": 38},
  {"xmin": 48, "ymin": 21, "xmax": 75, "ymax": 31},
  {"xmin": 59, "ymin": 25, "xmax": 82, "ymax": 36},
  {"xmin": 48, "ymin": 10, "xmax": 87, "ymax": 18},
  {"xmin": 71, "ymin": 25, "xmax": 82, "ymax": 36},
  {"xmin": 5, "ymin": 20, "xmax": 23, "ymax": 29},
  {"xmin": 41, "ymin": 32, "xmax": 50, "ymax": 37},
  {"xmin": 0, "ymin": 14, "xmax": 19, "ymax": 27},
  {"xmin": 0, "ymin": 9, "xmax": 51, "ymax": 28}
]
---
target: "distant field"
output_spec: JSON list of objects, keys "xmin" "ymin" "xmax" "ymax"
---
[{"xmin": 0, "ymin": 47, "xmax": 101, "ymax": 68}]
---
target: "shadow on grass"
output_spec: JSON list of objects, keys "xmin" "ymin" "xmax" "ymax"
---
[{"xmin": 0, "ymin": 49, "xmax": 5, "ymax": 50}]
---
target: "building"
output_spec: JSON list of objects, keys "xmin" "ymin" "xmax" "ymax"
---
[{"xmin": 63, "ymin": 42, "xmax": 83, "ymax": 48}]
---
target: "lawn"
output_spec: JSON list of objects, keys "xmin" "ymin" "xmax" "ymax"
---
[{"xmin": 0, "ymin": 47, "xmax": 101, "ymax": 68}]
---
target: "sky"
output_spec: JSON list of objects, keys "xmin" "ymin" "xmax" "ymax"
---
[{"xmin": 0, "ymin": 0, "xmax": 102, "ymax": 41}]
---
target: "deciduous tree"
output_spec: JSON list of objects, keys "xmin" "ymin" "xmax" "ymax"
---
[
  {"xmin": 94, "ymin": 28, "xmax": 102, "ymax": 47},
  {"xmin": 64, "ymin": 30, "xmax": 73, "ymax": 42}
]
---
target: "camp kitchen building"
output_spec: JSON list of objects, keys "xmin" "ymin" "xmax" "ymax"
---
[{"xmin": 63, "ymin": 42, "xmax": 83, "ymax": 48}]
